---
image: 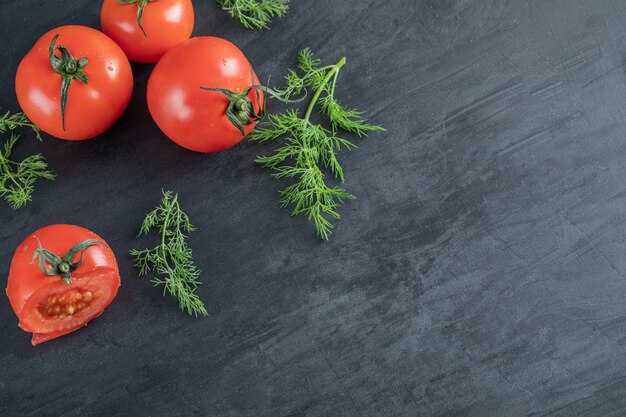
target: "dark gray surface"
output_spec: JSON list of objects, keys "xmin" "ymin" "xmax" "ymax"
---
[{"xmin": 2, "ymin": 0, "xmax": 626, "ymax": 416}]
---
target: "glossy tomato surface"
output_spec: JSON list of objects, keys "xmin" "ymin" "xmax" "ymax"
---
[
  {"xmin": 101, "ymin": 0, "xmax": 194, "ymax": 63},
  {"xmin": 15, "ymin": 25, "xmax": 133, "ymax": 140},
  {"xmin": 6, "ymin": 224, "xmax": 120, "ymax": 346},
  {"xmin": 147, "ymin": 36, "xmax": 264, "ymax": 153}
]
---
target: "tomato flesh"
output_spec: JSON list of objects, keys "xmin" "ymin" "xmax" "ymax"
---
[
  {"xmin": 18, "ymin": 268, "xmax": 119, "ymax": 345},
  {"xmin": 38, "ymin": 289, "xmax": 93, "ymax": 318}
]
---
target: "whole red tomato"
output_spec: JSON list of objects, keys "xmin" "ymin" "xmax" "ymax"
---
[
  {"xmin": 15, "ymin": 26, "xmax": 133, "ymax": 141},
  {"xmin": 101, "ymin": 0, "xmax": 194, "ymax": 63},
  {"xmin": 147, "ymin": 36, "xmax": 264, "ymax": 153},
  {"xmin": 6, "ymin": 224, "xmax": 120, "ymax": 346}
]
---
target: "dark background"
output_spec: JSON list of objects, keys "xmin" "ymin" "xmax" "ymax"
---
[{"xmin": 2, "ymin": 0, "xmax": 626, "ymax": 416}]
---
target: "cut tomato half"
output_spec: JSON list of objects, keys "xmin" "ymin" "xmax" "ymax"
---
[
  {"xmin": 18, "ymin": 268, "xmax": 119, "ymax": 345},
  {"xmin": 6, "ymin": 224, "xmax": 120, "ymax": 346}
]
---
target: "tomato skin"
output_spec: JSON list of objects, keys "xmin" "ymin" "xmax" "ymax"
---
[
  {"xmin": 100, "ymin": 0, "xmax": 194, "ymax": 63},
  {"xmin": 15, "ymin": 26, "xmax": 133, "ymax": 141},
  {"xmin": 6, "ymin": 224, "xmax": 120, "ymax": 345},
  {"xmin": 147, "ymin": 36, "xmax": 264, "ymax": 153}
]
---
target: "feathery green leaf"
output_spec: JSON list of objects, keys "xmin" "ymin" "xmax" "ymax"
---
[
  {"xmin": 216, "ymin": 0, "xmax": 290, "ymax": 30},
  {"xmin": 130, "ymin": 191, "xmax": 208, "ymax": 317},
  {"xmin": 0, "ymin": 112, "xmax": 54, "ymax": 209},
  {"xmin": 0, "ymin": 111, "xmax": 42, "ymax": 141},
  {"xmin": 250, "ymin": 49, "xmax": 383, "ymax": 239}
]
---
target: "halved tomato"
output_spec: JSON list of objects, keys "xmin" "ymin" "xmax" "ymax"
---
[{"xmin": 6, "ymin": 224, "xmax": 120, "ymax": 346}]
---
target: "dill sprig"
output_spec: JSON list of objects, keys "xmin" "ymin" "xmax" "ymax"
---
[
  {"xmin": 130, "ymin": 191, "xmax": 208, "ymax": 317},
  {"xmin": 0, "ymin": 112, "xmax": 54, "ymax": 209},
  {"xmin": 249, "ymin": 48, "xmax": 384, "ymax": 240},
  {"xmin": 216, "ymin": 0, "xmax": 290, "ymax": 30},
  {"xmin": 0, "ymin": 111, "xmax": 42, "ymax": 141}
]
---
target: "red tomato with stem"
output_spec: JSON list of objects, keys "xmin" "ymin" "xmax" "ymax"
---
[
  {"xmin": 6, "ymin": 225, "xmax": 120, "ymax": 346},
  {"xmin": 101, "ymin": 0, "xmax": 194, "ymax": 63},
  {"xmin": 147, "ymin": 36, "xmax": 264, "ymax": 153},
  {"xmin": 15, "ymin": 25, "xmax": 133, "ymax": 141}
]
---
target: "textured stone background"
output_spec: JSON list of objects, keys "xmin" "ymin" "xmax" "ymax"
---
[{"xmin": 3, "ymin": 1, "xmax": 626, "ymax": 416}]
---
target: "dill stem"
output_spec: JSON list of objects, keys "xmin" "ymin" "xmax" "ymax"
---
[
  {"xmin": 303, "ymin": 57, "xmax": 346, "ymax": 122},
  {"xmin": 159, "ymin": 194, "xmax": 176, "ymax": 279},
  {"xmin": 0, "ymin": 154, "xmax": 23, "ymax": 191}
]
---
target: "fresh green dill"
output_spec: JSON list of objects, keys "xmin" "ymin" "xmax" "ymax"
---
[
  {"xmin": 0, "ymin": 111, "xmax": 42, "ymax": 141},
  {"xmin": 0, "ymin": 112, "xmax": 54, "ymax": 209},
  {"xmin": 130, "ymin": 191, "xmax": 208, "ymax": 317},
  {"xmin": 249, "ymin": 48, "xmax": 384, "ymax": 240},
  {"xmin": 216, "ymin": 0, "xmax": 290, "ymax": 30}
]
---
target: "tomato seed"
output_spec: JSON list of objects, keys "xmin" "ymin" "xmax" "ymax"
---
[{"xmin": 38, "ymin": 288, "xmax": 96, "ymax": 318}]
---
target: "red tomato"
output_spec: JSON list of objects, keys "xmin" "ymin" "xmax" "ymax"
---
[
  {"xmin": 101, "ymin": 0, "xmax": 194, "ymax": 63},
  {"xmin": 147, "ymin": 36, "xmax": 264, "ymax": 153},
  {"xmin": 15, "ymin": 25, "xmax": 133, "ymax": 141},
  {"xmin": 6, "ymin": 225, "xmax": 120, "ymax": 346}
]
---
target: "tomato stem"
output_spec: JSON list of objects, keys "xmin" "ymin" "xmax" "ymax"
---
[
  {"xmin": 116, "ymin": 0, "xmax": 157, "ymax": 37},
  {"xmin": 31, "ymin": 237, "xmax": 102, "ymax": 284},
  {"xmin": 48, "ymin": 35, "xmax": 89, "ymax": 131},
  {"xmin": 200, "ymin": 71, "xmax": 306, "ymax": 135}
]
